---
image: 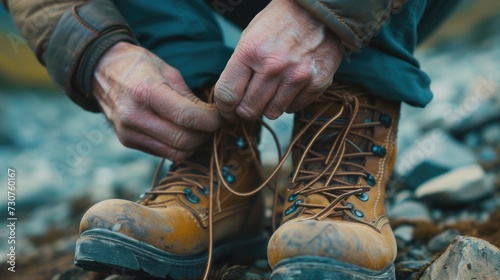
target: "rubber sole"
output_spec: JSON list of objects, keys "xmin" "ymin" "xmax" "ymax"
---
[
  {"xmin": 75, "ymin": 228, "xmax": 268, "ymax": 279},
  {"xmin": 270, "ymin": 256, "xmax": 395, "ymax": 280}
]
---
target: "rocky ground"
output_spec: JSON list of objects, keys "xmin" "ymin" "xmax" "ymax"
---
[{"xmin": 1, "ymin": 2, "xmax": 500, "ymax": 280}]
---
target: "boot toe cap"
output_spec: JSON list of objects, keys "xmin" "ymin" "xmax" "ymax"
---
[
  {"xmin": 268, "ymin": 219, "xmax": 396, "ymax": 271},
  {"xmin": 79, "ymin": 199, "xmax": 204, "ymax": 254}
]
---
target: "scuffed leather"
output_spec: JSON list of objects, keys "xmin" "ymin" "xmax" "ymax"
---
[
  {"xmin": 268, "ymin": 85, "xmax": 401, "ymax": 270},
  {"xmin": 6, "ymin": 0, "xmax": 136, "ymax": 112},
  {"xmin": 294, "ymin": 0, "xmax": 408, "ymax": 50}
]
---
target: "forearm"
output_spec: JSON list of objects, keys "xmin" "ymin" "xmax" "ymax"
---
[
  {"xmin": 5, "ymin": 0, "xmax": 137, "ymax": 112},
  {"xmin": 294, "ymin": 0, "xmax": 408, "ymax": 50}
]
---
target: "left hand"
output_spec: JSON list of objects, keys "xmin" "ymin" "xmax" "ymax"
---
[{"xmin": 214, "ymin": 0, "xmax": 343, "ymax": 121}]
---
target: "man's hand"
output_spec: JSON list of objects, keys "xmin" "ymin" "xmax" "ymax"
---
[
  {"xmin": 215, "ymin": 0, "xmax": 343, "ymax": 121},
  {"xmin": 93, "ymin": 42, "xmax": 223, "ymax": 160}
]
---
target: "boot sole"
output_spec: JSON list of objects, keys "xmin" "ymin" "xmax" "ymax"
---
[
  {"xmin": 270, "ymin": 256, "xmax": 395, "ymax": 280},
  {"xmin": 75, "ymin": 228, "xmax": 268, "ymax": 279}
]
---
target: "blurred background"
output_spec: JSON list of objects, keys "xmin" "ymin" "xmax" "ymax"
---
[{"xmin": 0, "ymin": 0, "xmax": 499, "ymax": 279}]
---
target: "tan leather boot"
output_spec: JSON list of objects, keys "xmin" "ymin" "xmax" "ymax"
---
[
  {"xmin": 268, "ymin": 84, "xmax": 400, "ymax": 280},
  {"xmin": 75, "ymin": 121, "xmax": 267, "ymax": 280}
]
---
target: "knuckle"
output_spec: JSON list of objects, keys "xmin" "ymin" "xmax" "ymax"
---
[
  {"xmin": 131, "ymin": 80, "xmax": 154, "ymax": 105},
  {"xmin": 170, "ymin": 130, "xmax": 191, "ymax": 150},
  {"xmin": 174, "ymin": 107, "xmax": 196, "ymax": 128},
  {"xmin": 265, "ymin": 103, "xmax": 284, "ymax": 120},
  {"xmin": 235, "ymin": 39, "xmax": 260, "ymax": 62},
  {"xmin": 289, "ymin": 66, "xmax": 312, "ymax": 84},
  {"xmin": 236, "ymin": 105, "xmax": 259, "ymax": 120},
  {"xmin": 261, "ymin": 55, "xmax": 287, "ymax": 76}
]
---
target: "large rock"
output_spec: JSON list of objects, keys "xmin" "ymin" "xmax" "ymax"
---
[
  {"xmin": 415, "ymin": 164, "xmax": 496, "ymax": 205},
  {"xmin": 420, "ymin": 236, "xmax": 500, "ymax": 279},
  {"xmin": 388, "ymin": 200, "xmax": 431, "ymax": 221},
  {"xmin": 394, "ymin": 129, "xmax": 477, "ymax": 190}
]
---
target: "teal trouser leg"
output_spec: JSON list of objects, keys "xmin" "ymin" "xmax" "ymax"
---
[{"xmin": 335, "ymin": 0, "xmax": 460, "ymax": 107}]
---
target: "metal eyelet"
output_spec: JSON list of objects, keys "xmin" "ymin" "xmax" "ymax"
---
[
  {"xmin": 365, "ymin": 173, "xmax": 376, "ymax": 187},
  {"xmin": 222, "ymin": 166, "xmax": 236, "ymax": 184},
  {"xmin": 198, "ymin": 186, "xmax": 209, "ymax": 196},
  {"xmin": 139, "ymin": 193, "xmax": 146, "ymax": 199},
  {"xmin": 345, "ymin": 202, "xmax": 365, "ymax": 218},
  {"xmin": 357, "ymin": 192, "xmax": 369, "ymax": 202},
  {"xmin": 371, "ymin": 145, "xmax": 387, "ymax": 157},
  {"xmin": 235, "ymin": 137, "xmax": 247, "ymax": 149},
  {"xmin": 284, "ymin": 199, "xmax": 303, "ymax": 216},
  {"xmin": 184, "ymin": 188, "xmax": 199, "ymax": 204},
  {"xmin": 288, "ymin": 193, "xmax": 300, "ymax": 202},
  {"xmin": 379, "ymin": 114, "xmax": 392, "ymax": 128}
]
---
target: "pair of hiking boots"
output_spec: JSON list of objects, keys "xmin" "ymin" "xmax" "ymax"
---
[{"xmin": 75, "ymin": 84, "xmax": 400, "ymax": 280}]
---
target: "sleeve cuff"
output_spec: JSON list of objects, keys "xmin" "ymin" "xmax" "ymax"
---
[
  {"xmin": 44, "ymin": 1, "xmax": 138, "ymax": 112},
  {"xmin": 294, "ymin": 0, "xmax": 407, "ymax": 51}
]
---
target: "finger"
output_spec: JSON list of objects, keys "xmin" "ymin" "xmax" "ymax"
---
[
  {"xmin": 263, "ymin": 77, "xmax": 309, "ymax": 120},
  {"xmin": 115, "ymin": 128, "xmax": 194, "ymax": 161},
  {"xmin": 119, "ymin": 110, "xmax": 209, "ymax": 150},
  {"xmin": 235, "ymin": 71, "xmax": 281, "ymax": 120},
  {"xmin": 214, "ymin": 52, "xmax": 253, "ymax": 121},
  {"xmin": 160, "ymin": 65, "xmax": 209, "ymax": 105},
  {"xmin": 286, "ymin": 74, "xmax": 333, "ymax": 113},
  {"xmin": 148, "ymin": 84, "xmax": 223, "ymax": 132}
]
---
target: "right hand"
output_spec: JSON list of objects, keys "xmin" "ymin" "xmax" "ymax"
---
[{"xmin": 92, "ymin": 42, "xmax": 223, "ymax": 160}]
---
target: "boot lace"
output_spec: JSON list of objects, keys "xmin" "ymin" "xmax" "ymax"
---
[
  {"xmin": 284, "ymin": 86, "xmax": 391, "ymax": 221},
  {"xmin": 138, "ymin": 117, "xmax": 283, "ymax": 280}
]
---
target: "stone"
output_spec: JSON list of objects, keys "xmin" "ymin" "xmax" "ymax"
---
[
  {"xmin": 398, "ymin": 260, "xmax": 430, "ymax": 271},
  {"xmin": 481, "ymin": 123, "xmax": 500, "ymax": 146},
  {"xmin": 407, "ymin": 248, "xmax": 432, "ymax": 261},
  {"xmin": 478, "ymin": 146, "xmax": 497, "ymax": 163},
  {"xmin": 446, "ymin": 90, "xmax": 500, "ymax": 136},
  {"xmin": 415, "ymin": 164, "xmax": 496, "ymax": 205},
  {"xmin": 395, "ymin": 129, "xmax": 477, "ymax": 190},
  {"xmin": 427, "ymin": 229, "xmax": 460, "ymax": 252},
  {"xmin": 394, "ymin": 225, "xmax": 414, "ymax": 243},
  {"xmin": 420, "ymin": 236, "xmax": 500, "ymax": 279},
  {"xmin": 388, "ymin": 200, "xmax": 431, "ymax": 221}
]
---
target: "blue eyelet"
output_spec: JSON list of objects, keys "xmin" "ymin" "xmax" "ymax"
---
[
  {"xmin": 357, "ymin": 192, "xmax": 369, "ymax": 202},
  {"xmin": 235, "ymin": 137, "xmax": 247, "ymax": 148},
  {"xmin": 371, "ymin": 145, "xmax": 387, "ymax": 157},
  {"xmin": 288, "ymin": 193, "xmax": 300, "ymax": 202},
  {"xmin": 198, "ymin": 186, "xmax": 209, "ymax": 196},
  {"xmin": 365, "ymin": 173, "xmax": 376, "ymax": 186},
  {"xmin": 225, "ymin": 174, "xmax": 235, "ymax": 184},
  {"xmin": 184, "ymin": 188, "xmax": 199, "ymax": 204},
  {"xmin": 345, "ymin": 203, "xmax": 364, "ymax": 218},
  {"xmin": 222, "ymin": 166, "xmax": 236, "ymax": 184},
  {"xmin": 284, "ymin": 199, "xmax": 303, "ymax": 216},
  {"xmin": 379, "ymin": 114, "xmax": 392, "ymax": 128}
]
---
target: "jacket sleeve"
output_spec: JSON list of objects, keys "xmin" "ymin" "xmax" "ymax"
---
[
  {"xmin": 5, "ymin": 0, "xmax": 137, "ymax": 112},
  {"xmin": 294, "ymin": 0, "xmax": 408, "ymax": 50}
]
